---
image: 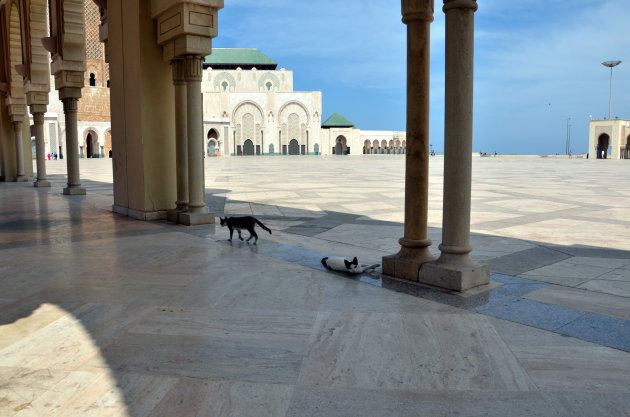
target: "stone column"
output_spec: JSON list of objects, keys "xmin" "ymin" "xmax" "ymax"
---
[
  {"xmin": 420, "ymin": 0, "xmax": 489, "ymax": 291},
  {"xmin": 179, "ymin": 55, "xmax": 213, "ymax": 225},
  {"xmin": 62, "ymin": 97, "xmax": 86, "ymax": 195},
  {"xmin": 31, "ymin": 107, "xmax": 51, "ymax": 187},
  {"xmin": 382, "ymin": 0, "xmax": 436, "ymax": 281},
  {"xmin": 13, "ymin": 121, "xmax": 28, "ymax": 182},
  {"xmin": 167, "ymin": 59, "xmax": 189, "ymax": 222}
]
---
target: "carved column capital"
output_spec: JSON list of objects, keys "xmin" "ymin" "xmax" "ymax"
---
[
  {"xmin": 63, "ymin": 97, "xmax": 79, "ymax": 113},
  {"xmin": 172, "ymin": 59, "xmax": 186, "ymax": 84},
  {"xmin": 401, "ymin": 0, "xmax": 434, "ymax": 23},
  {"xmin": 443, "ymin": 0, "xmax": 477, "ymax": 13},
  {"xmin": 183, "ymin": 55, "xmax": 203, "ymax": 82},
  {"xmin": 12, "ymin": 120, "xmax": 23, "ymax": 133}
]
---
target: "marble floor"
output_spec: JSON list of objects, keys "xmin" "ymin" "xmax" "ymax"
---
[{"xmin": 1, "ymin": 155, "xmax": 629, "ymax": 416}]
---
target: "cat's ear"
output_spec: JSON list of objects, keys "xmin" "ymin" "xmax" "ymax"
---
[
  {"xmin": 344, "ymin": 259, "xmax": 352, "ymax": 269},
  {"xmin": 352, "ymin": 257, "xmax": 358, "ymax": 265}
]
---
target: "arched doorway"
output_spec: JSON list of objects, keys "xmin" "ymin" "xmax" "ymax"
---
[
  {"xmin": 243, "ymin": 139, "xmax": 255, "ymax": 156},
  {"xmin": 372, "ymin": 139, "xmax": 379, "ymax": 154},
  {"xmin": 314, "ymin": 143, "xmax": 319, "ymax": 154},
  {"xmin": 105, "ymin": 130, "xmax": 112, "ymax": 158},
  {"xmin": 597, "ymin": 134, "xmax": 610, "ymax": 159},
  {"xmin": 625, "ymin": 135, "xmax": 630, "ymax": 159},
  {"xmin": 402, "ymin": 140, "xmax": 407, "ymax": 154},
  {"xmin": 207, "ymin": 140, "xmax": 217, "ymax": 156},
  {"xmin": 269, "ymin": 143, "xmax": 275, "ymax": 154},
  {"xmin": 289, "ymin": 139, "xmax": 300, "ymax": 155},
  {"xmin": 380, "ymin": 140, "xmax": 387, "ymax": 154},
  {"xmin": 207, "ymin": 129, "xmax": 219, "ymax": 156},
  {"xmin": 363, "ymin": 140, "xmax": 370, "ymax": 154},
  {"xmin": 335, "ymin": 136, "xmax": 347, "ymax": 155},
  {"xmin": 84, "ymin": 131, "xmax": 98, "ymax": 158}
]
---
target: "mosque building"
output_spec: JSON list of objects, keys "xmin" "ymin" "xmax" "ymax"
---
[{"xmin": 201, "ymin": 48, "xmax": 405, "ymax": 156}]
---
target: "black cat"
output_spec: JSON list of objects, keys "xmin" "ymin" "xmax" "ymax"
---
[{"xmin": 219, "ymin": 216, "xmax": 272, "ymax": 244}]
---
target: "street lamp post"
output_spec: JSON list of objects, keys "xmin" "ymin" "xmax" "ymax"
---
[
  {"xmin": 602, "ymin": 60, "xmax": 622, "ymax": 119},
  {"xmin": 565, "ymin": 117, "xmax": 571, "ymax": 155}
]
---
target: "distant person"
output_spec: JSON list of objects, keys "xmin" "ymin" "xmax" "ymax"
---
[{"xmin": 47, "ymin": 153, "xmax": 50, "ymax": 160}]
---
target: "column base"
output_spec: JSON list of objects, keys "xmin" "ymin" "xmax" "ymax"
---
[
  {"xmin": 63, "ymin": 187, "xmax": 86, "ymax": 195},
  {"xmin": 382, "ymin": 247, "xmax": 436, "ymax": 282},
  {"xmin": 112, "ymin": 205, "xmax": 167, "ymax": 221},
  {"xmin": 33, "ymin": 180, "xmax": 51, "ymax": 188},
  {"xmin": 178, "ymin": 211, "xmax": 215, "ymax": 226},
  {"xmin": 166, "ymin": 206, "xmax": 189, "ymax": 223},
  {"xmin": 419, "ymin": 261, "xmax": 490, "ymax": 292},
  {"xmin": 16, "ymin": 175, "xmax": 29, "ymax": 182},
  {"xmin": 166, "ymin": 209, "xmax": 182, "ymax": 223}
]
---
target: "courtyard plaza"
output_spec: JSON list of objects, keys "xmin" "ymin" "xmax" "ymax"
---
[{"xmin": 1, "ymin": 155, "xmax": 629, "ymax": 416}]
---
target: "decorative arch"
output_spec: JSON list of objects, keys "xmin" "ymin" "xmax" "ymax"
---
[
  {"xmin": 233, "ymin": 101, "xmax": 264, "ymax": 155},
  {"xmin": 363, "ymin": 139, "xmax": 371, "ymax": 154},
  {"xmin": 207, "ymin": 128, "xmax": 219, "ymax": 156},
  {"xmin": 279, "ymin": 101, "xmax": 309, "ymax": 153},
  {"xmin": 26, "ymin": 0, "xmax": 51, "ymax": 92},
  {"xmin": 597, "ymin": 133, "xmax": 610, "ymax": 159},
  {"xmin": 372, "ymin": 139, "xmax": 379, "ymax": 154},
  {"xmin": 335, "ymin": 135, "xmax": 347, "ymax": 155},
  {"xmin": 258, "ymin": 72, "xmax": 280, "ymax": 92},
  {"xmin": 278, "ymin": 100, "xmax": 310, "ymax": 125},
  {"xmin": 83, "ymin": 128, "xmax": 99, "ymax": 158},
  {"xmin": 7, "ymin": 0, "xmax": 26, "ymax": 100},
  {"xmin": 213, "ymin": 72, "xmax": 236, "ymax": 92}
]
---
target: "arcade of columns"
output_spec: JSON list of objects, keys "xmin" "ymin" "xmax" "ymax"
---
[{"xmin": 0, "ymin": 0, "xmax": 488, "ymax": 291}]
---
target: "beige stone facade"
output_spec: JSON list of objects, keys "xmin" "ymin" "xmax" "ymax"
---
[
  {"xmin": 588, "ymin": 119, "xmax": 630, "ymax": 159},
  {"xmin": 202, "ymin": 55, "xmax": 405, "ymax": 157}
]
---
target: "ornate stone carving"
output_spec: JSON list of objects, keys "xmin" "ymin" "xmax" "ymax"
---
[
  {"xmin": 401, "ymin": 0, "xmax": 434, "ymax": 23},
  {"xmin": 183, "ymin": 55, "xmax": 203, "ymax": 82},
  {"xmin": 443, "ymin": 0, "xmax": 477, "ymax": 12}
]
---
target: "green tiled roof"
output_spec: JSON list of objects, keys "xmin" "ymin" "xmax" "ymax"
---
[
  {"xmin": 204, "ymin": 48, "xmax": 277, "ymax": 67},
  {"xmin": 322, "ymin": 113, "xmax": 355, "ymax": 128}
]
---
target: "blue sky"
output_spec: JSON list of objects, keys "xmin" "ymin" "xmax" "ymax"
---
[{"xmin": 215, "ymin": 0, "xmax": 630, "ymax": 155}]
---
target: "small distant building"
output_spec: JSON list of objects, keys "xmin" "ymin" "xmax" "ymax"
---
[{"xmin": 588, "ymin": 119, "xmax": 630, "ymax": 159}]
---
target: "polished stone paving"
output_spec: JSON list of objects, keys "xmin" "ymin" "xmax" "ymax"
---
[{"xmin": 1, "ymin": 156, "xmax": 629, "ymax": 416}]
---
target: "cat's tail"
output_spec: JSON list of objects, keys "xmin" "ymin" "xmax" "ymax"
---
[
  {"xmin": 361, "ymin": 263, "xmax": 380, "ymax": 271},
  {"xmin": 255, "ymin": 219, "xmax": 272, "ymax": 234}
]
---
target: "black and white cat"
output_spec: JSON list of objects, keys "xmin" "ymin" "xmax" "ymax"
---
[
  {"xmin": 219, "ymin": 216, "xmax": 272, "ymax": 244},
  {"xmin": 321, "ymin": 256, "xmax": 380, "ymax": 274}
]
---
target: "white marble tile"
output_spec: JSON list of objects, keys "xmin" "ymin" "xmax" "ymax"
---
[{"xmin": 297, "ymin": 312, "xmax": 533, "ymax": 390}]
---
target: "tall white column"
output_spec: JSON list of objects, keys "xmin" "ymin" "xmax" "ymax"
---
[
  {"xmin": 62, "ymin": 97, "xmax": 86, "ymax": 195},
  {"xmin": 420, "ymin": 0, "xmax": 489, "ymax": 291},
  {"xmin": 179, "ymin": 55, "xmax": 213, "ymax": 225},
  {"xmin": 32, "ymin": 106, "xmax": 51, "ymax": 187},
  {"xmin": 13, "ymin": 121, "xmax": 28, "ymax": 182},
  {"xmin": 382, "ymin": 0, "xmax": 436, "ymax": 281}
]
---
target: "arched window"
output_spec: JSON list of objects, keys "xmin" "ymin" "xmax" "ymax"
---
[
  {"xmin": 107, "ymin": 80, "xmax": 110, "ymax": 88},
  {"xmin": 222, "ymin": 81, "xmax": 229, "ymax": 91},
  {"xmin": 89, "ymin": 73, "xmax": 96, "ymax": 87},
  {"xmin": 266, "ymin": 81, "xmax": 273, "ymax": 91}
]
